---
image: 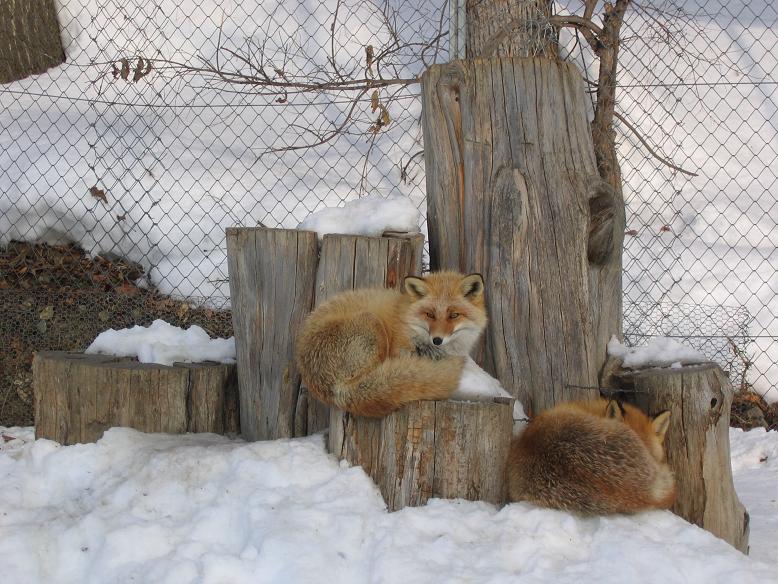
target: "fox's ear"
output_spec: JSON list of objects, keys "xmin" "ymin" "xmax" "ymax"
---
[
  {"xmin": 460, "ymin": 273, "xmax": 484, "ymax": 300},
  {"xmin": 651, "ymin": 411, "xmax": 671, "ymax": 443},
  {"xmin": 605, "ymin": 400, "xmax": 624, "ymax": 421},
  {"xmin": 404, "ymin": 276, "xmax": 430, "ymax": 299}
]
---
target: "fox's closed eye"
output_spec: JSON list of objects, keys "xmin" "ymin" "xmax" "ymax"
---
[
  {"xmin": 425, "ymin": 311, "xmax": 435, "ymax": 319},
  {"xmin": 449, "ymin": 312, "xmax": 460, "ymax": 319}
]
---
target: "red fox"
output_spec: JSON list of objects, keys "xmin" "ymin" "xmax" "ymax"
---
[
  {"xmin": 506, "ymin": 399, "xmax": 675, "ymax": 515},
  {"xmin": 295, "ymin": 271, "xmax": 487, "ymax": 417}
]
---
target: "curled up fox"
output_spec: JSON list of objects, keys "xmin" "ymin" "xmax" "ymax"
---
[
  {"xmin": 295, "ymin": 271, "xmax": 486, "ymax": 417},
  {"xmin": 506, "ymin": 398, "xmax": 676, "ymax": 515}
]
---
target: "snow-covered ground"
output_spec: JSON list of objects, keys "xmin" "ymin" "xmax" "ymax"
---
[{"xmin": 0, "ymin": 425, "xmax": 775, "ymax": 583}]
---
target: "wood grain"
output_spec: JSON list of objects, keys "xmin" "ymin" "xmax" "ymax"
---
[
  {"xmin": 422, "ymin": 58, "xmax": 624, "ymax": 416},
  {"xmin": 330, "ymin": 397, "xmax": 514, "ymax": 511},
  {"xmin": 33, "ymin": 351, "xmax": 239, "ymax": 445},
  {"xmin": 227, "ymin": 227, "xmax": 318, "ymax": 441}
]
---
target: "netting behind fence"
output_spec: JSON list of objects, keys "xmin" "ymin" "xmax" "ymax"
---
[{"xmin": 1, "ymin": 0, "xmax": 777, "ymax": 425}]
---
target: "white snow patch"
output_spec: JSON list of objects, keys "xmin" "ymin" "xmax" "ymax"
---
[
  {"xmin": 85, "ymin": 319, "xmax": 235, "ymax": 366},
  {"xmin": 0, "ymin": 426, "xmax": 774, "ymax": 583},
  {"xmin": 452, "ymin": 357, "xmax": 513, "ymax": 402},
  {"xmin": 730, "ymin": 427, "xmax": 778, "ymax": 562},
  {"xmin": 608, "ymin": 335, "xmax": 708, "ymax": 369},
  {"xmin": 296, "ymin": 194, "xmax": 421, "ymax": 238}
]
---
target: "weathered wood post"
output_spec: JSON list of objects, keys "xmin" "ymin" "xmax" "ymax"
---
[
  {"xmin": 226, "ymin": 228, "xmax": 318, "ymax": 441},
  {"xmin": 33, "ymin": 351, "xmax": 239, "ymax": 444},
  {"xmin": 330, "ymin": 396, "xmax": 515, "ymax": 511},
  {"xmin": 422, "ymin": 57, "xmax": 623, "ymax": 415},
  {"xmin": 605, "ymin": 361, "xmax": 750, "ymax": 553},
  {"xmin": 226, "ymin": 227, "xmax": 423, "ymax": 440}
]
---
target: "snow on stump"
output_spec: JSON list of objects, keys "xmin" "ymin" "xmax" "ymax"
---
[
  {"xmin": 604, "ymin": 359, "xmax": 749, "ymax": 553},
  {"xmin": 33, "ymin": 351, "xmax": 239, "ymax": 445},
  {"xmin": 226, "ymin": 227, "xmax": 424, "ymax": 441},
  {"xmin": 329, "ymin": 396, "xmax": 514, "ymax": 511}
]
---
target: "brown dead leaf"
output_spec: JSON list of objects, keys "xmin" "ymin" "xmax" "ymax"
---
[
  {"xmin": 659, "ymin": 225, "xmax": 672, "ymax": 232},
  {"xmin": 89, "ymin": 186, "xmax": 108, "ymax": 205},
  {"xmin": 365, "ymin": 45, "xmax": 375, "ymax": 75},
  {"xmin": 120, "ymin": 58, "xmax": 130, "ymax": 80},
  {"xmin": 1, "ymin": 434, "xmax": 14, "ymax": 443},
  {"xmin": 370, "ymin": 90, "xmax": 379, "ymax": 113},
  {"xmin": 625, "ymin": 229, "xmax": 639, "ymax": 236}
]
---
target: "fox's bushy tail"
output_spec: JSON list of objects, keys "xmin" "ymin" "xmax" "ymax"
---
[{"xmin": 332, "ymin": 354, "xmax": 465, "ymax": 417}]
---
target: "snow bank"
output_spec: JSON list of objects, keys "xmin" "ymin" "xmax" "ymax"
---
[
  {"xmin": 608, "ymin": 335, "xmax": 708, "ymax": 369},
  {"xmin": 85, "ymin": 319, "xmax": 235, "ymax": 365},
  {"xmin": 0, "ymin": 426, "xmax": 773, "ymax": 583},
  {"xmin": 730, "ymin": 427, "xmax": 778, "ymax": 563},
  {"xmin": 296, "ymin": 194, "xmax": 420, "ymax": 238}
]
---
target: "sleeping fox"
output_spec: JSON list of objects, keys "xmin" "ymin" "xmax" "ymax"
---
[{"xmin": 506, "ymin": 399, "xmax": 675, "ymax": 515}]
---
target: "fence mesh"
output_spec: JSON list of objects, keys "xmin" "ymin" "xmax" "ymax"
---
[{"xmin": 1, "ymin": 0, "xmax": 777, "ymax": 425}]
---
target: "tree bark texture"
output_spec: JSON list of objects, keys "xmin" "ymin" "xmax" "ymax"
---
[
  {"xmin": 422, "ymin": 58, "xmax": 624, "ymax": 416},
  {"xmin": 226, "ymin": 227, "xmax": 318, "ymax": 441},
  {"xmin": 0, "ymin": 0, "xmax": 65, "ymax": 84},
  {"xmin": 33, "ymin": 351, "xmax": 239, "ymax": 445},
  {"xmin": 466, "ymin": 0, "xmax": 557, "ymax": 59},
  {"xmin": 226, "ymin": 227, "xmax": 424, "ymax": 440},
  {"xmin": 607, "ymin": 361, "xmax": 749, "ymax": 553},
  {"xmin": 329, "ymin": 397, "xmax": 514, "ymax": 511}
]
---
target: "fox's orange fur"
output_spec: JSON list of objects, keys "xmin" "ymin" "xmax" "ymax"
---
[
  {"xmin": 295, "ymin": 271, "xmax": 487, "ymax": 417},
  {"xmin": 506, "ymin": 399, "xmax": 675, "ymax": 515}
]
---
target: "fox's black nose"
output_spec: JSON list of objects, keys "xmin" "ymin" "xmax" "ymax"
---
[{"xmin": 432, "ymin": 337, "xmax": 443, "ymax": 345}]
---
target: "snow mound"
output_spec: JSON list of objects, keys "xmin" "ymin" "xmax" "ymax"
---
[
  {"xmin": 608, "ymin": 335, "xmax": 708, "ymax": 369},
  {"xmin": 296, "ymin": 194, "xmax": 421, "ymax": 238},
  {"xmin": 0, "ymin": 427, "xmax": 773, "ymax": 583},
  {"xmin": 452, "ymin": 357, "xmax": 513, "ymax": 402},
  {"xmin": 85, "ymin": 319, "xmax": 235, "ymax": 366}
]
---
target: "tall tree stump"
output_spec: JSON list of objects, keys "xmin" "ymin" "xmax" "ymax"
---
[
  {"xmin": 33, "ymin": 351, "xmax": 239, "ymax": 445},
  {"xmin": 606, "ymin": 361, "xmax": 749, "ymax": 553},
  {"xmin": 226, "ymin": 227, "xmax": 423, "ymax": 440},
  {"xmin": 422, "ymin": 58, "xmax": 624, "ymax": 416},
  {"xmin": 330, "ymin": 397, "xmax": 514, "ymax": 511},
  {"xmin": 0, "ymin": 0, "xmax": 65, "ymax": 83}
]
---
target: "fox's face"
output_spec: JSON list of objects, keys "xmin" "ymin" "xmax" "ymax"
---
[{"xmin": 403, "ymin": 271, "xmax": 487, "ymax": 357}]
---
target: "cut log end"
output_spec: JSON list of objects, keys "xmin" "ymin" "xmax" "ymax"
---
[{"xmin": 329, "ymin": 397, "xmax": 514, "ymax": 512}]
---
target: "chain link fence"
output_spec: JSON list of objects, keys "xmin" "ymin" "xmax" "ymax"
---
[{"xmin": 1, "ymin": 0, "xmax": 776, "ymax": 425}]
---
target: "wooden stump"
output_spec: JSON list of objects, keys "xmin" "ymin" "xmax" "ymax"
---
[
  {"xmin": 422, "ymin": 58, "xmax": 624, "ymax": 416},
  {"xmin": 606, "ymin": 361, "xmax": 749, "ymax": 553},
  {"xmin": 329, "ymin": 397, "xmax": 514, "ymax": 511},
  {"xmin": 226, "ymin": 227, "xmax": 424, "ymax": 440},
  {"xmin": 33, "ymin": 351, "xmax": 239, "ymax": 445}
]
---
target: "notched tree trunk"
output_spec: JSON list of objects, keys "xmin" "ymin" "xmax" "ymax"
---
[{"xmin": 423, "ymin": 58, "xmax": 624, "ymax": 416}]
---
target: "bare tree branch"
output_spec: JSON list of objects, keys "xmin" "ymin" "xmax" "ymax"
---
[{"xmin": 614, "ymin": 111, "xmax": 698, "ymax": 177}]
